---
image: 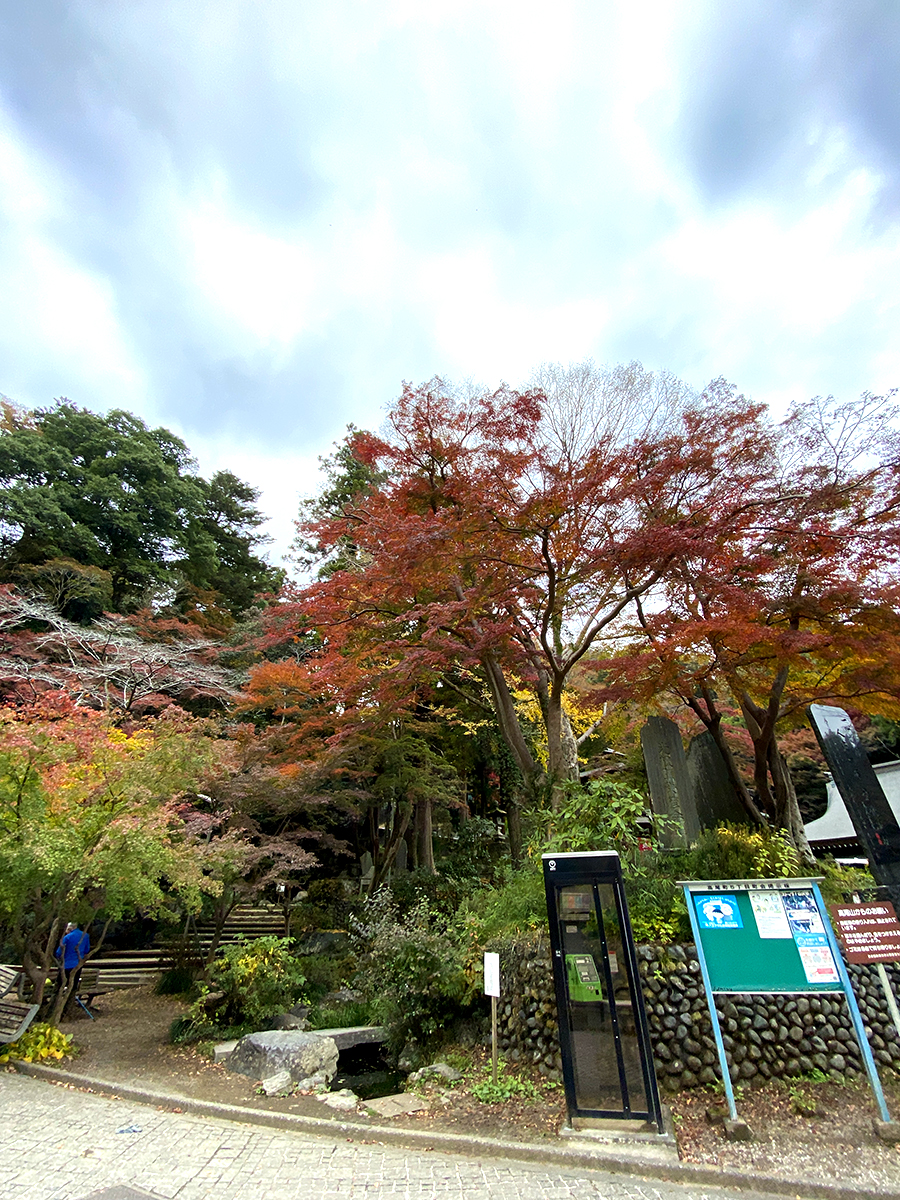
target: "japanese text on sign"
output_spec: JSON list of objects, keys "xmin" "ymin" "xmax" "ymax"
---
[{"xmin": 829, "ymin": 902, "xmax": 900, "ymax": 965}]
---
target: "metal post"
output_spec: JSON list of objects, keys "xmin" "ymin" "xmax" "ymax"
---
[
  {"xmin": 812, "ymin": 882, "xmax": 891, "ymax": 1124},
  {"xmin": 876, "ymin": 962, "xmax": 900, "ymax": 1041},
  {"xmin": 683, "ymin": 884, "xmax": 738, "ymax": 1121},
  {"xmin": 491, "ymin": 995, "xmax": 498, "ymax": 1084}
]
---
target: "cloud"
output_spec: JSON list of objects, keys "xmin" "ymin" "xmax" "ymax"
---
[
  {"xmin": 675, "ymin": 1, "xmax": 900, "ymax": 217},
  {"xmin": 0, "ymin": 1, "xmax": 898, "ymax": 562}
]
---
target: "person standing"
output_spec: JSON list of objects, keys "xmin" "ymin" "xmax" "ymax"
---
[{"xmin": 54, "ymin": 922, "xmax": 90, "ymax": 1004}]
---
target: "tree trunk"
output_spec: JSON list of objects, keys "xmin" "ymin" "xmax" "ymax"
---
[
  {"xmin": 415, "ymin": 798, "xmax": 435, "ymax": 873},
  {"xmin": 370, "ymin": 804, "xmax": 412, "ymax": 892},
  {"xmin": 506, "ymin": 793, "xmax": 523, "ymax": 868},
  {"xmin": 22, "ymin": 950, "xmax": 50, "ymax": 1008},
  {"xmin": 685, "ymin": 695, "xmax": 766, "ymax": 825},
  {"xmin": 205, "ymin": 889, "xmax": 240, "ymax": 966},
  {"xmin": 481, "ymin": 650, "xmax": 543, "ymax": 799},
  {"xmin": 46, "ymin": 917, "xmax": 110, "ymax": 1025},
  {"xmin": 769, "ymin": 744, "xmax": 816, "ymax": 867},
  {"xmin": 405, "ymin": 823, "xmax": 417, "ymax": 871},
  {"xmin": 538, "ymin": 674, "xmax": 579, "ymax": 809}
]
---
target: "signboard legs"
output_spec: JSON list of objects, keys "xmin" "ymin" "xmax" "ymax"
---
[
  {"xmin": 683, "ymin": 882, "xmax": 739, "ymax": 1121},
  {"xmin": 813, "ymin": 881, "xmax": 891, "ymax": 1124},
  {"xmin": 484, "ymin": 952, "xmax": 500, "ymax": 1085}
]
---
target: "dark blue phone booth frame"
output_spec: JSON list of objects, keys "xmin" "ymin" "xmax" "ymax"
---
[{"xmin": 543, "ymin": 850, "xmax": 663, "ymax": 1131}]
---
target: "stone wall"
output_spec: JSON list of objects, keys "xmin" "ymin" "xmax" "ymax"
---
[{"xmin": 494, "ymin": 938, "xmax": 900, "ymax": 1090}]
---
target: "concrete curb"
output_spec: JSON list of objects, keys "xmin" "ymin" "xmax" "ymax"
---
[{"xmin": 10, "ymin": 1061, "xmax": 893, "ymax": 1200}]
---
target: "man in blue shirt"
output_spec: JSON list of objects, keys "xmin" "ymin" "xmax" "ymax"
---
[{"xmin": 54, "ymin": 923, "xmax": 90, "ymax": 1009}]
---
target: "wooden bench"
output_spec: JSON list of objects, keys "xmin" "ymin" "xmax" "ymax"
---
[
  {"xmin": 0, "ymin": 965, "xmax": 22, "ymax": 1000},
  {"xmin": 0, "ymin": 999, "xmax": 40, "ymax": 1045},
  {"xmin": 77, "ymin": 967, "xmax": 159, "ymax": 1004}
]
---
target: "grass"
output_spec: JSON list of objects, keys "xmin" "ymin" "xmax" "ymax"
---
[{"xmin": 306, "ymin": 1000, "xmax": 372, "ymax": 1030}]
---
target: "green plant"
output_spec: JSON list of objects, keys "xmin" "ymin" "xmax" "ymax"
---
[
  {"xmin": 455, "ymin": 870, "xmax": 546, "ymax": 942},
  {"xmin": 471, "ymin": 1065, "xmax": 539, "ymax": 1103},
  {"xmin": 296, "ymin": 952, "xmax": 357, "ymax": 999},
  {"xmin": 155, "ymin": 965, "xmax": 197, "ymax": 996},
  {"xmin": 435, "ymin": 816, "xmax": 503, "ymax": 883},
  {"xmin": 388, "ymin": 869, "xmax": 469, "ymax": 918},
  {"xmin": 530, "ymin": 777, "xmax": 653, "ymax": 856},
  {"xmin": 688, "ymin": 824, "xmax": 802, "ymax": 880},
  {"xmin": 802, "ymin": 1067, "xmax": 829, "ymax": 1084},
  {"xmin": 204, "ymin": 935, "xmax": 308, "ymax": 1027},
  {"xmin": 307, "ymin": 999, "xmax": 372, "ymax": 1029},
  {"xmin": 0, "ymin": 1022, "xmax": 73, "ymax": 1063},
  {"xmin": 817, "ymin": 859, "xmax": 877, "ymax": 906},
  {"xmin": 353, "ymin": 891, "xmax": 469, "ymax": 1052},
  {"xmin": 169, "ymin": 1013, "xmax": 253, "ymax": 1045},
  {"xmin": 787, "ymin": 1080, "xmax": 819, "ymax": 1116}
]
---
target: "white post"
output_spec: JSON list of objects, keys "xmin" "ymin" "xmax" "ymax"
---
[{"xmin": 484, "ymin": 951, "xmax": 500, "ymax": 1084}]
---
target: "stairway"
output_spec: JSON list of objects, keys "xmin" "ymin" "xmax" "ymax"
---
[{"xmin": 88, "ymin": 902, "xmax": 286, "ymax": 990}]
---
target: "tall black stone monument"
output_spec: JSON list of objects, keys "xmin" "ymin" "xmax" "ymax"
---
[
  {"xmin": 640, "ymin": 716, "xmax": 699, "ymax": 847},
  {"xmin": 808, "ymin": 703, "xmax": 900, "ymax": 909}
]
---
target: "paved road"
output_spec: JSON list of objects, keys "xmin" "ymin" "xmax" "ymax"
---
[{"xmin": 0, "ymin": 1073, "xmax": 777, "ymax": 1200}]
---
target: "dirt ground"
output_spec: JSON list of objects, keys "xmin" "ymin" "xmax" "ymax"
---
[{"xmin": 43, "ymin": 988, "xmax": 900, "ymax": 1194}]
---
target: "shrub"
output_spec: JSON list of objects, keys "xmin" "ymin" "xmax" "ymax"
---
[
  {"xmin": 353, "ymin": 891, "xmax": 469, "ymax": 1052},
  {"xmin": 0, "ymin": 1022, "xmax": 73, "ymax": 1064},
  {"xmin": 531, "ymin": 777, "xmax": 652, "ymax": 855},
  {"xmin": 471, "ymin": 1064, "xmax": 540, "ymax": 1103},
  {"xmin": 435, "ymin": 816, "xmax": 504, "ymax": 883},
  {"xmin": 388, "ymin": 868, "xmax": 469, "ymax": 917},
  {"xmin": 203, "ymin": 935, "xmax": 308, "ymax": 1028},
  {"xmin": 456, "ymin": 870, "xmax": 546, "ymax": 943},
  {"xmin": 297, "ymin": 952, "xmax": 357, "ymax": 1000},
  {"xmin": 156, "ymin": 965, "xmax": 198, "ymax": 996},
  {"xmin": 687, "ymin": 824, "xmax": 802, "ymax": 880},
  {"xmin": 292, "ymin": 878, "xmax": 356, "ymax": 932}
]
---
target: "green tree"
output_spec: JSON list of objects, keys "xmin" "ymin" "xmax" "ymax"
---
[
  {"xmin": 181, "ymin": 470, "xmax": 283, "ymax": 620},
  {"xmin": 0, "ymin": 699, "xmax": 221, "ymax": 1022},
  {"xmin": 0, "ymin": 401, "xmax": 276, "ymax": 617}
]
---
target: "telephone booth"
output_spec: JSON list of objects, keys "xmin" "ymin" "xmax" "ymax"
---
[{"xmin": 543, "ymin": 851, "xmax": 663, "ymax": 1131}]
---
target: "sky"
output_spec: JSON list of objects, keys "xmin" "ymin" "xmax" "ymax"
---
[{"xmin": 1, "ymin": 1, "xmax": 899, "ymax": 564}]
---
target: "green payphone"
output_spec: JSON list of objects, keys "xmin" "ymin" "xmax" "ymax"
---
[{"xmin": 566, "ymin": 953, "xmax": 603, "ymax": 1002}]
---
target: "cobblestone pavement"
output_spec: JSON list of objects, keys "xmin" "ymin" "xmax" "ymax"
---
[{"xmin": 0, "ymin": 1073, "xmax": 782, "ymax": 1200}]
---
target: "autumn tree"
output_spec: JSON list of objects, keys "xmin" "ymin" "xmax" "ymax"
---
[
  {"xmin": 0, "ymin": 588, "xmax": 237, "ymax": 713},
  {"xmin": 238, "ymin": 654, "xmax": 464, "ymax": 883},
  {"xmin": 0, "ymin": 699, "xmax": 222, "ymax": 1021},
  {"xmin": 276, "ymin": 368, "xmax": 784, "ymax": 861},
  {"xmin": 603, "ymin": 390, "xmax": 900, "ymax": 860}
]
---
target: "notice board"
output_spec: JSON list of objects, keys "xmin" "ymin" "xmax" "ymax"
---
[
  {"xmin": 686, "ymin": 880, "xmax": 842, "ymax": 994},
  {"xmin": 681, "ymin": 876, "xmax": 892, "ymax": 1126}
]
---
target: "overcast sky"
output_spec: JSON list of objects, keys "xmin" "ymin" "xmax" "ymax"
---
[{"xmin": 1, "ymin": 1, "xmax": 899, "ymax": 562}]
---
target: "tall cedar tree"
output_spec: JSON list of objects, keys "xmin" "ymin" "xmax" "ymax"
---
[{"xmin": 0, "ymin": 401, "xmax": 278, "ymax": 618}]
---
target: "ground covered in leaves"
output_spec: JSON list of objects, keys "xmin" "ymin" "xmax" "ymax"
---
[{"xmin": 28, "ymin": 987, "xmax": 900, "ymax": 1193}]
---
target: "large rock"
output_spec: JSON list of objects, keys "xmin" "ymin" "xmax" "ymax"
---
[{"xmin": 226, "ymin": 1030, "xmax": 339, "ymax": 1083}]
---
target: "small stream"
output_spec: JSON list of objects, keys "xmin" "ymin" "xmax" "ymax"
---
[{"xmin": 331, "ymin": 1042, "xmax": 407, "ymax": 1099}]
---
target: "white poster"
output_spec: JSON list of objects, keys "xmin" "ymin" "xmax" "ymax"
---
[
  {"xmin": 795, "ymin": 935, "xmax": 840, "ymax": 985},
  {"xmin": 749, "ymin": 891, "xmax": 792, "ymax": 938}
]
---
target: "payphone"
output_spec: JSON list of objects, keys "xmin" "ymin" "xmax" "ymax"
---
[{"xmin": 543, "ymin": 850, "xmax": 662, "ymax": 1131}]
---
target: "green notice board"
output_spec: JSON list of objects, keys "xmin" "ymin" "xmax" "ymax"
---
[{"xmin": 688, "ymin": 885, "xmax": 843, "ymax": 994}]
